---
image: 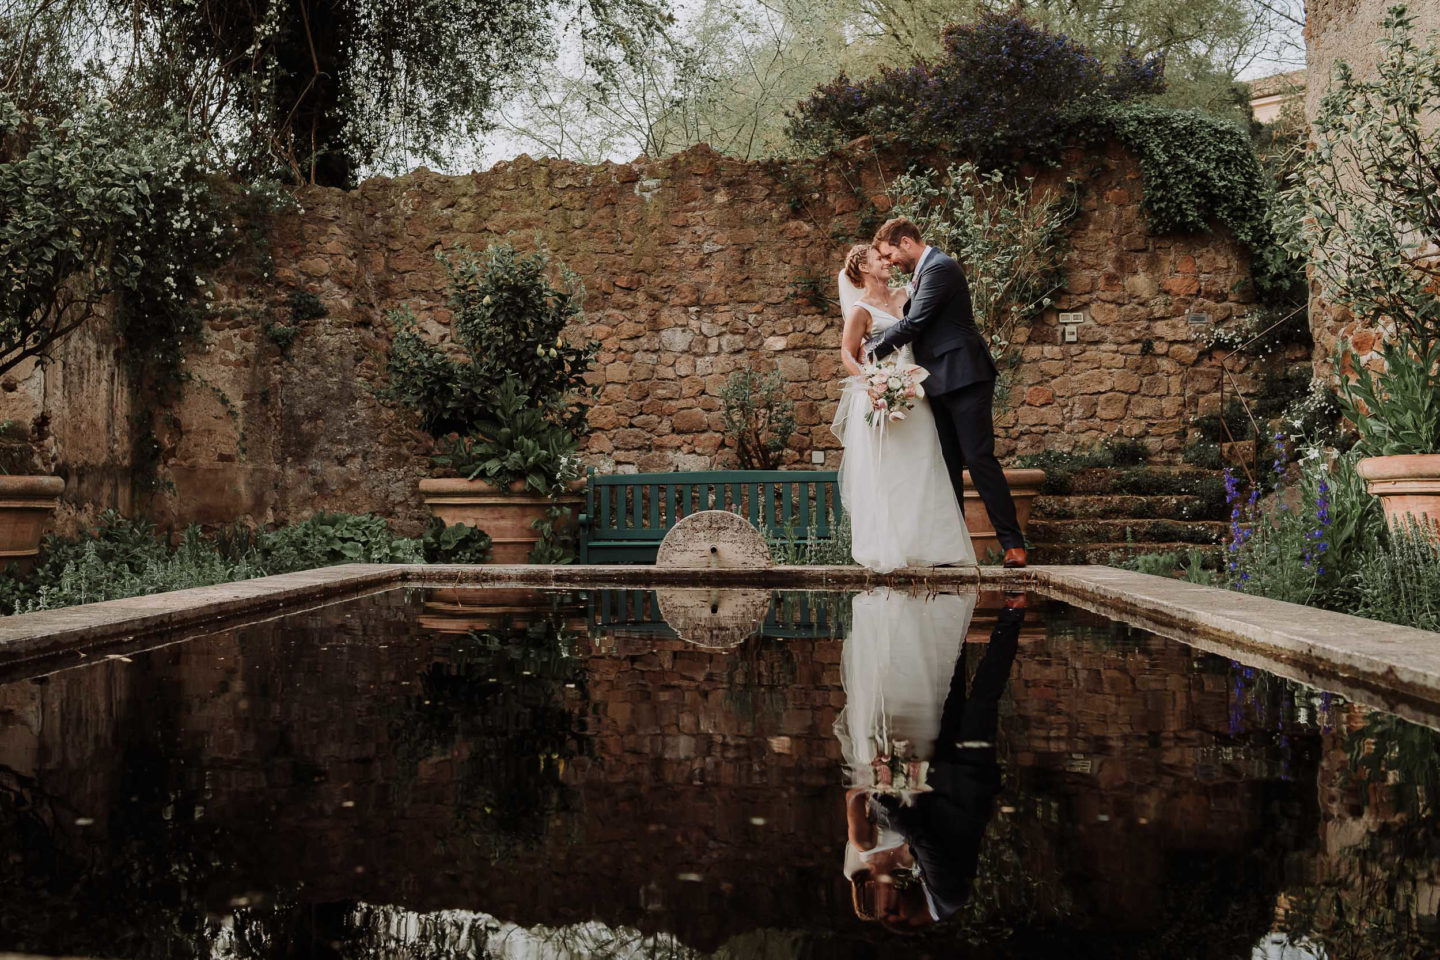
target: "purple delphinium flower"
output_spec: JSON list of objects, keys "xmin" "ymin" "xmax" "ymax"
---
[{"xmin": 1303, "ymin": 476, "xmax": 1331, "ymax": 572}]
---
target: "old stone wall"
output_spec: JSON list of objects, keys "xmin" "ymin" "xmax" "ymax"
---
[
  {"xmin": 5, "ymin": 141, "xmax": 1263, "ymax": 535},
  {"xmin": 1303, "ymin": 0, "xmax": 1440, "ymax": 369}
]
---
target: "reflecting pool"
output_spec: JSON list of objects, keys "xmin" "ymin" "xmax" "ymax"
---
[{"xmin": 0, "ymin": 585, "xmax": 1436, "ymax": 959}]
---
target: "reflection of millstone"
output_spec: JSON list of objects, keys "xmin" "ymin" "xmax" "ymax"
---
[
  {"xmin": 654, "ymin": 510, "xmax": 772, "ymax": 569},
  {"xmin": 655, "ymin": 587, "xmax": 772, "ymax": 649}
]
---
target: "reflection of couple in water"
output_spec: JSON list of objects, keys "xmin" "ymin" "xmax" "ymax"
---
[{"xmin": 836, "ymin": 588, "xmax": 1024, "ymax": 929}]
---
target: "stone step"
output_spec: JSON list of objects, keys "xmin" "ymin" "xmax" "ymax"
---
[
  {"xmin": 1031, "ymin": 541, "xmax": 1224, "ymax": 565},
  {"xmin": 1057, "ymin": 467, "xmax": 1225, "ymax": 496},
  {"xmin": 1032, "ymin": 494, "xmax": 1220, "ymax": 522},
  {"xmin": 1027, "ymin": 518, "xmax": 1227, "ymax": 546}
]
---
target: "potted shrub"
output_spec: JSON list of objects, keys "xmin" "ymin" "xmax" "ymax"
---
[
  {"xmin": 383, "ymin": 243, "xmax": 598, "ymax": 563},
  {"xmin": 0, "ymin": 421, "xmax": 64, "ymax": 567},
  {"xmin": 1291, "ymin": 8, "xmax": 1440, "ymax": 540},
  {"xmin": 1342, "ymin": 331, "xmax": 1440, "ymax": 539}
]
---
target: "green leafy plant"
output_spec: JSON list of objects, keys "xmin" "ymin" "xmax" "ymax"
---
[
  {"xmin": 421, "ymin": 517, "xmax": 493, "ymax": 563},
  {"xmin": 1102, "ymin": 104, "xmax": 1305, "ymax": 304},
  {"xmin": 528, "ymin": 504, "xmax": 581, "ymax": 564},
  {"xmin": 383, "ymin": 242, "xmax": 598, "ymax": 497},
  {"xmin": 887, "ymin": 162, "xmax": 1077, "ymax": 381},
  {"xmin": 384, "ymin": 243, "xmax": 596, "ymax": 437},
  {"xmin": 0, "ymin": 93, "xmax": 230, "ymax": 378},
  {"xmin": 1352, "ymin": 517, "xmax": 1440, "ymax": 631},
  {"xmin": 1335, "ymin": 331, "xmax": 1440, "ymax": 456},
  {"xmin": 769, "ymin": 513, "xmax": 853, "ymax": 565},
  {"xmin": 429, "ymin": 378, "xmax": 583, "ymax": 495},
  {"xmin": 1290, "ymin": 5, "xmax": 1440, "ymax": 355},
  {"xmin": 1288, "ymin": 6, "xmax": 1440, "ymax": 456},
  {"xmin": 0, "ymin": 510, "xmax": 428, "ymax": 616},
  {"xmin": 720, "ymin": 366, "xmax": 796, "ymax": 469},
  {"xmin": 1183, "ymin": 440, "xmax": 1224, "ymax": 470}
]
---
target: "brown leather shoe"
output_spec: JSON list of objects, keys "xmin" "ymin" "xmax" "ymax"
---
[{"xmin": 1003, "ymin": 547, "xmax": 1028, "ymax": 568}]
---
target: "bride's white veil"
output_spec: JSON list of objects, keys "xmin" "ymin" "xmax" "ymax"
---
[
  {"xmin": 829, "ymin": 269, "xmax": 866, "ymax": 449},
  {"xmin": 837, "ymin": 269, "xmax": 863, "ymax": 322}
]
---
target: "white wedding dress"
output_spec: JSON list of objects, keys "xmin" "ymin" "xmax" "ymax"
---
[
  {"xmin": 832, "ymin": 294, "xmax": 976, "ymax": 572},
  {"xmin": 836, "ymin": 588, "xmax": 978, "ymax": 876}
]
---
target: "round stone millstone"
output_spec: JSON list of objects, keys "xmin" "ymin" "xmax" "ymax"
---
[
  {"xmin": 655, "ymin": 587, "xmax": 772, "ymax": 649},
  {"xmin": 654, "ymin": 510, "xmax": 772, "ymax": 569}
]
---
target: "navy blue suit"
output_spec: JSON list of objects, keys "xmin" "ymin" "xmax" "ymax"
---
[
  {"xmin": 869, "ymin": 249, "xmax": 1024, "ymax": 552},
  {"xmin": 875, "ymin": 604, "xmax": 1023, "ymax": 919}
]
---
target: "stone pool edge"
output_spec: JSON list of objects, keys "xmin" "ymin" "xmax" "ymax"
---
[{"xmin": 4, "ymin": 563, "xmax": 1440, "ymax": 716}]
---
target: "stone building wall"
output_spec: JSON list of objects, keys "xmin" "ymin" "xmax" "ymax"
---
[
  {"xmin": 4, "ymin": 140, "xmax": 1262, "ymax": 535},
  {"xmin": 1302, "ymin": 0, "xmax": 1440, "ymax": 368}
]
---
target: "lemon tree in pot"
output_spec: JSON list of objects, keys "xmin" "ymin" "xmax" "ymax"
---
[
  {"xmin": 383, "ymin": 242, "xmax": 598, "ymax": 563},
  {"xmin": 1289, "ymin": 7, "xmax": 1440, "ymax": 540}
]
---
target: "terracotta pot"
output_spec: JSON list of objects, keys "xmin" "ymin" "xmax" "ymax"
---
[
  {"xmin": 418, "ymin": 587, "xmax": 586, "ymax": 634},
  {"xmin": 961, "ymin": 468, "xmax": 1046, "ymax": 561},
  {"xmin": 419, "ymin": 478, "xmax": 583, "ymax": 564},
  {"xmin": 1356, "ymin": 454, "xmax": 1440, "ymax": 542},
  {"xmin": 0, "ymin": 475, "xmax": 65, "ymax": 563}
]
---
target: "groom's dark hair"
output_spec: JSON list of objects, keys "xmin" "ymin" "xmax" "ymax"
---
[{"xmin": 874, "ymin": 217, "xmax": 922, "ymax": 247}]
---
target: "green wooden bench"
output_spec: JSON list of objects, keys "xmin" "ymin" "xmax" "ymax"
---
[{"xmin": 577, "ymin": 468, "xmax": 844, "ymax": 564}]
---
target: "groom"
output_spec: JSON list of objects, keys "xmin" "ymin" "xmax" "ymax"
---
[{"xmin": 865, "ymin": 217, "xmax": 1027, "ymax": 568}]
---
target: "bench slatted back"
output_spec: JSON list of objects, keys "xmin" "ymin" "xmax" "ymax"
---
[{"xmin": 583, "ymin": 469, "xmax": 843, "ymax": 544}]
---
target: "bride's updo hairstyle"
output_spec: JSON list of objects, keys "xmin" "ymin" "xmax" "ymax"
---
[{"xmin": 843, "ymin": 243, "xmax": 871, "ymax": 287}]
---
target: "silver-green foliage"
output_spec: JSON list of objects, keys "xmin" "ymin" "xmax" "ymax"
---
[
  {"xmin": 769, "ymin": 512, "xmax": 853, "ymax": 565},
  {"xmin": 1288, "ymin": 5, "xmax": 1440, "ymax": 455},
  {"xmin": 887, "ymin": 163, "xmax": 1077, "ymax": 377},
  {"xmin": 1353, "ymin": 519, "xmax": 1440, "ymax": 632},
  {"xmin": 0, "ymin": 511, "xmax": 447, "ymax": 616}
]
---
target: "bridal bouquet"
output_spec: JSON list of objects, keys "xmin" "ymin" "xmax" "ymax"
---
[
  {"xmin": 870, "ymin": 740, "xmax": 932, "ymax": 795},
  {"xmin": 858, "ymin": 360, "xmax": 929, "ymax": 427}
]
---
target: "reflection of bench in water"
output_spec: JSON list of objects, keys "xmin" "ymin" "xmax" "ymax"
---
[
  {"xmin": 587, "ymin": 588, "xmax": 850, "ymax": 641},
  {"xmin": 578, "ymin": 469, "xmax": 843, "ymax": 564}
]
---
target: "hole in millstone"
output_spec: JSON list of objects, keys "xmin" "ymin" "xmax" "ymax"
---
[
  {"xmin": 709, "ymin": 546, "xmax": 718, "ymax": 553},
  {"xmin": 711, "ymin": 603, "xmax": 719, "ymax": 614}
]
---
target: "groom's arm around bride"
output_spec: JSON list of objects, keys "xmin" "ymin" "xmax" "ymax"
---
[{"xmin": 866, "ymin": 217, "xmax": 1028, "ymax": 568}]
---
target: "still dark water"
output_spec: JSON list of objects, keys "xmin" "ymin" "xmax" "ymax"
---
[{"xmin": 0, "ymin": 585, "xmax": 1437, "ymax": 960}]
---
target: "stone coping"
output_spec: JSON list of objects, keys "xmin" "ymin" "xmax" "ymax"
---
[{"xmin": 3, "ymin": 563, "xmax": 1439, "ymax": 726}]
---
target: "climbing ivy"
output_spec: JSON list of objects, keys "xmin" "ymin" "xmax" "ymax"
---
[{"xmin": 1097, "ymin": 105, "xmax": 1305, "ymax": 305}]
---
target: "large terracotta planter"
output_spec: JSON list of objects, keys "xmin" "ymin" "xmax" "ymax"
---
[
  {"xmin": 418, "ymin": 587, "xmax": 587, "ymax": 634},
  {"xmin": 1356, "ymin": 455, "xmax": 1440, "ymax": 542},
  {"xmin": 0, "ymin": 475, "xmax": 65, "ymax": 563},
  {"xmin": 961, "ymin": 468, "xmax": 1046, "ymax": 561},
  {"xmin": 419, "ymin": 478, "xmax": 583, "ymax": 564}
]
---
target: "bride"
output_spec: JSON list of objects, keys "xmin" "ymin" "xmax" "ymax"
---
[{"xmin": 832, "ymin": 244, "xmax": 975, "ymax": 572}]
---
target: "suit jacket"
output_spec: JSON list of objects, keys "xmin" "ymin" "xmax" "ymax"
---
[
  {"xmin": 875, "ymin": 605, "xmax": 1023, "ymax": 920},
  {"xmin": 869, "ymin": 249, "xmax": 997, "ymax": 396}
]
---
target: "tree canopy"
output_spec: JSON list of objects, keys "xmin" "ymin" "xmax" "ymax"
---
[{"xmin": 1, "ymin": 0, "xmax": 672, "ymax": 185}]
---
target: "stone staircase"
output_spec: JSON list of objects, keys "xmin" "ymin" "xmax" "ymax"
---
[{"xmin": 1025, "ymin": 467, "xmax": 1230, "ymax": 565}]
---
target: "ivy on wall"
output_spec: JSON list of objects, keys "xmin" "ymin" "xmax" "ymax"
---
[{"xmin": 1099, "ymin": 106, "xmax": 1305, "ymax": 306}]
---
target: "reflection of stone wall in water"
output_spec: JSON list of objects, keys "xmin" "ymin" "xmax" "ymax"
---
[
  {"xmin": 8, "ymin": 140, "xmax": 1266, "ymax": 536},
  {"xmin": 0, "ymin": 594, "xmax": 1336, "ymax": 954},
  {"xmin": 1276, "ymin": 704, "xmax": 1440, "ymax": 956}
]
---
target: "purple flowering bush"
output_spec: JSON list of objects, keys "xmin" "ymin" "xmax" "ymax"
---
[
  {"xmin": 786, "ymin": 12, "xmax": 1164, "ymax": 167},
  {"xmin": 1221, "ymin": 438, "xmax": 1425, "ymax": 619}
]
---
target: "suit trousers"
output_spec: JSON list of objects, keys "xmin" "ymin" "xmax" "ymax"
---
[{"xmin": 928, "ymin": 379, "xmax": 1025, "ymax": 551}]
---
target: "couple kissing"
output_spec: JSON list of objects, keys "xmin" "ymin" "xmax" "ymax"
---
[{"xmin": 831, "ymin": 217, "xmax": 1026, "ymax": 573}]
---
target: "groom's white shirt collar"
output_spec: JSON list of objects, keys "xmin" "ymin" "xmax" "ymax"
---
[{"xmin": 913, "ymin": 244, "xmax": 934, "ymax": 279}]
